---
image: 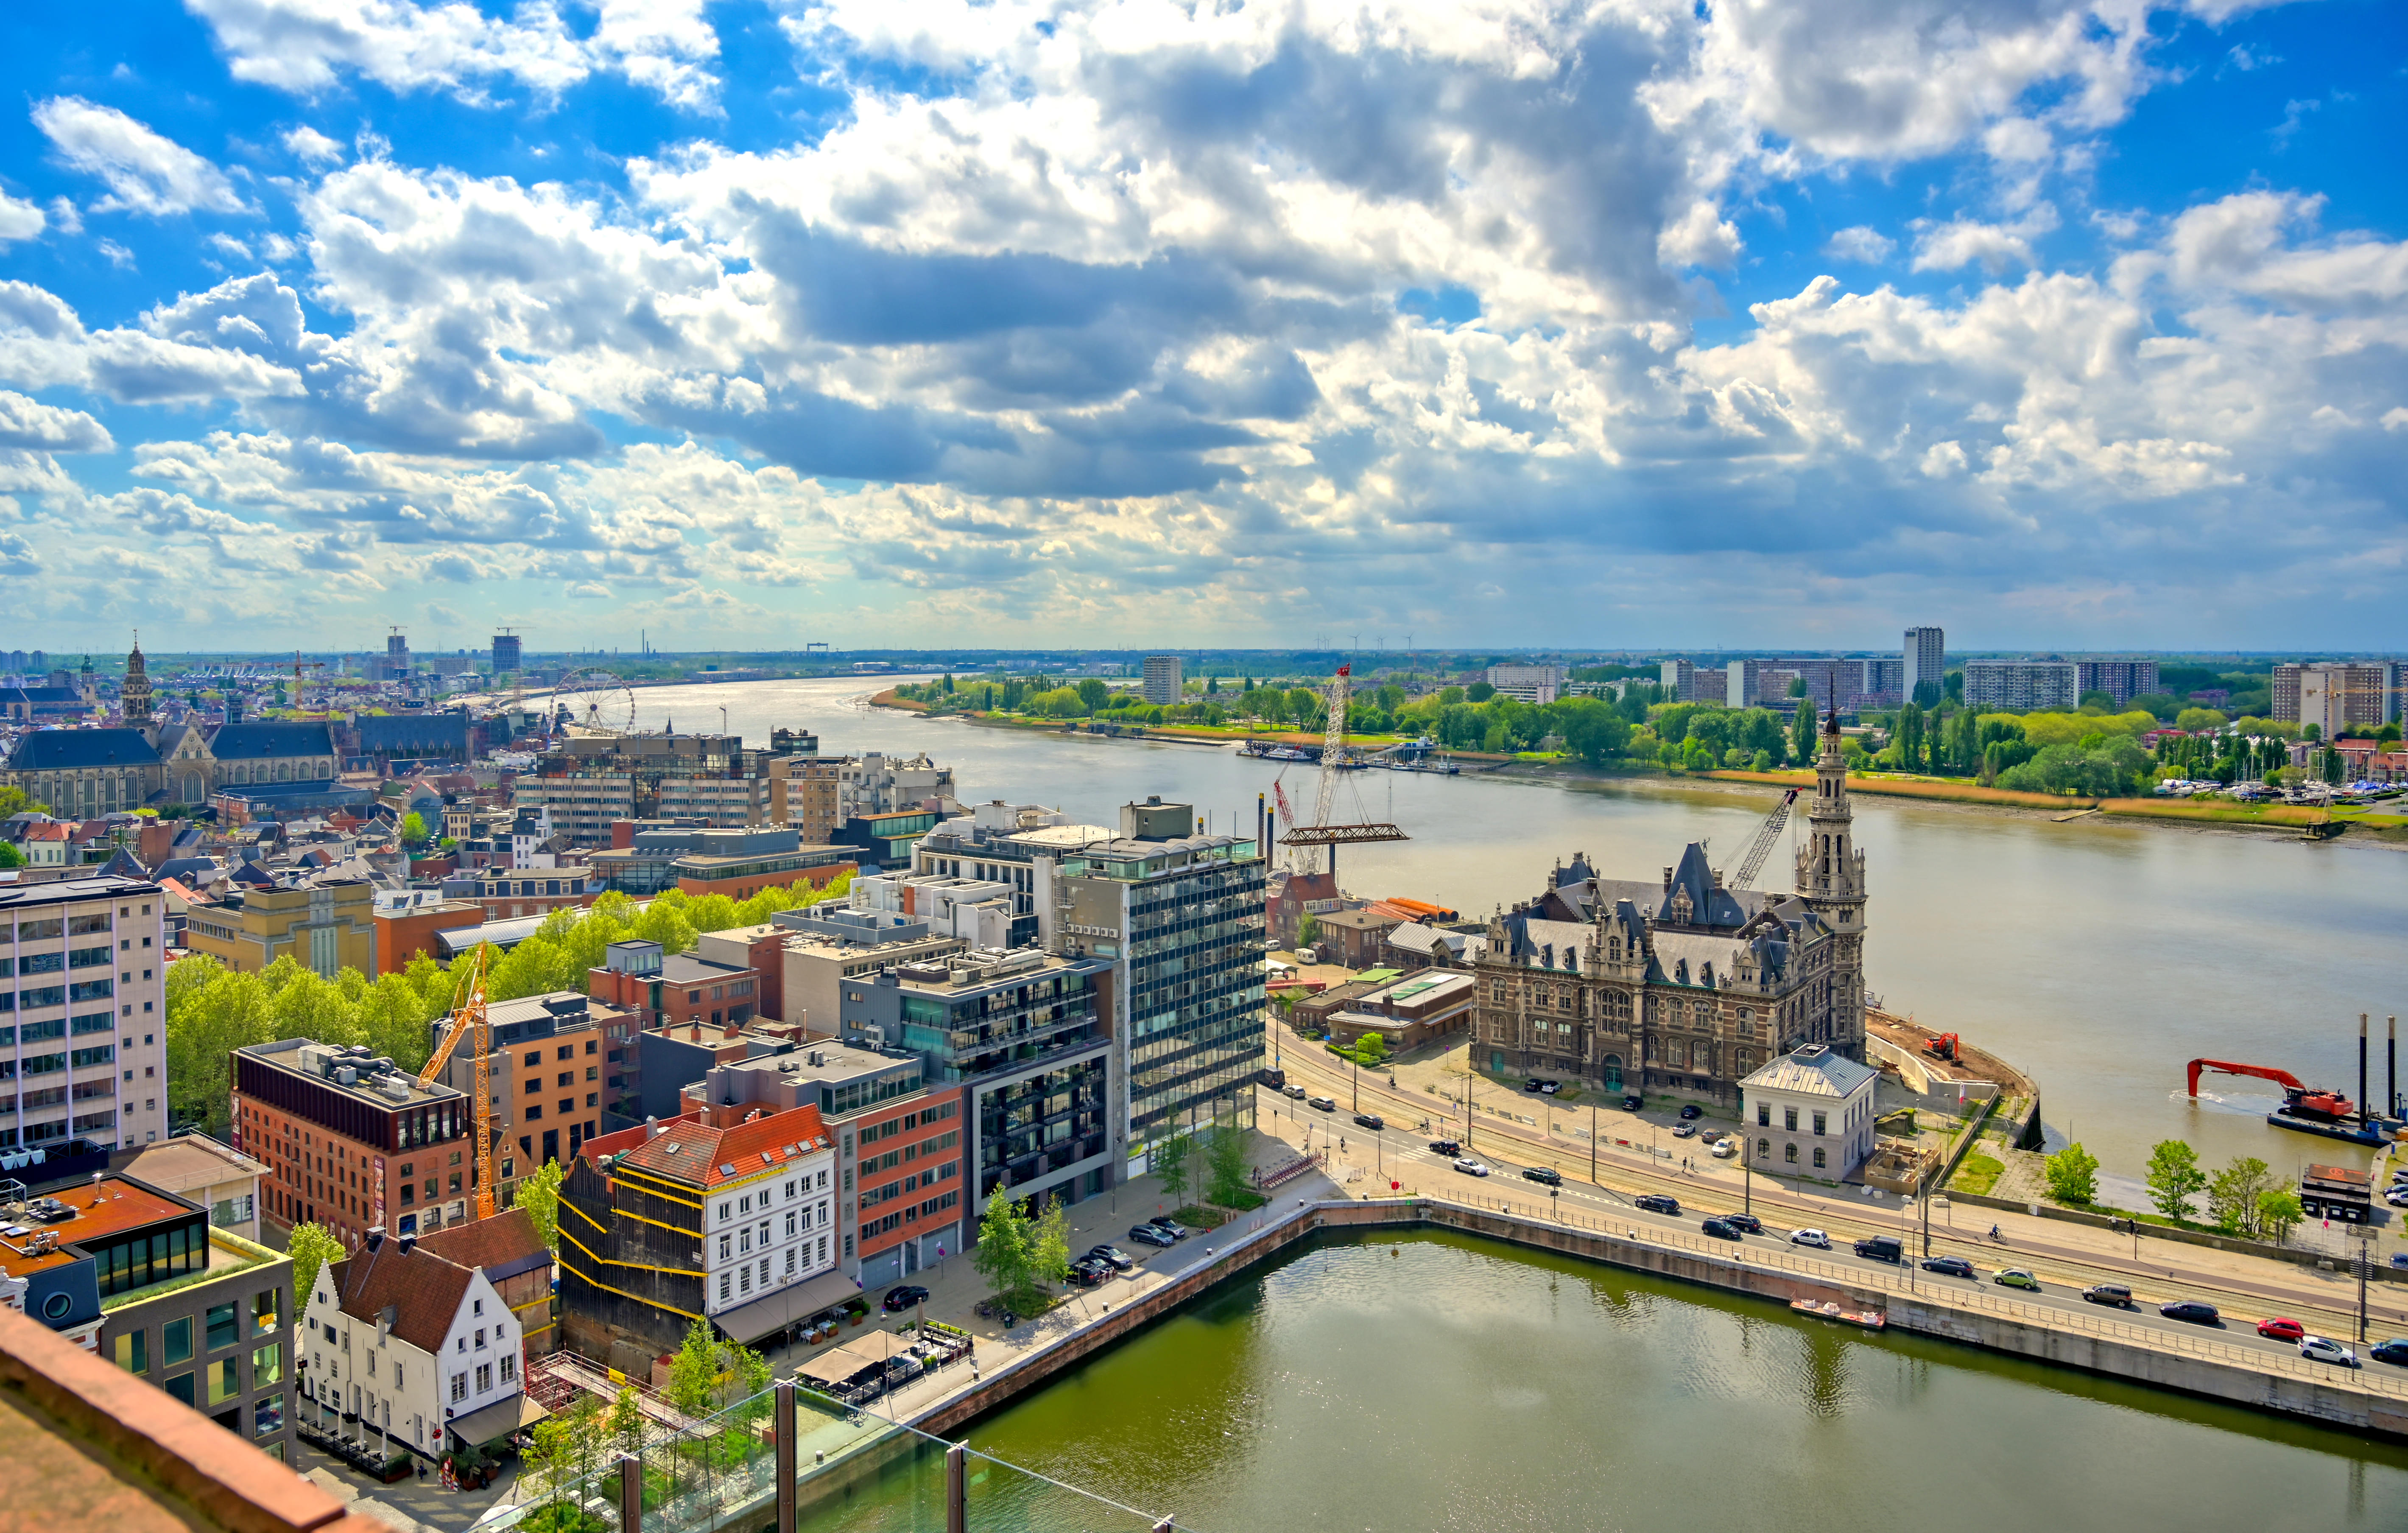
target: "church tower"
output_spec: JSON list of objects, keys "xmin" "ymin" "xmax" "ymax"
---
[
  {"xmin": 123, "ymin": 633, "xmax": 153, "ymax": 728},
  {"xmin": 1796, "ymin": 699, "xmax": 1868, "ymax": 1058}
]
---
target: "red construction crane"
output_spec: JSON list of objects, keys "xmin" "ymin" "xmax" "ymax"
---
[{"xmin": 2186, "ymin": 1058, "xmax": 2356, "ymax": 1123}]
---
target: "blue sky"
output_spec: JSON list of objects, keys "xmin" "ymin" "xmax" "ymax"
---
[{"xmin": 0, "ymin": 0, "xmax": 2402, "ymax": 654}]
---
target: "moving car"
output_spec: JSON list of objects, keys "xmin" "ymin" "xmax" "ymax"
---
[
  {"xmin": 1722, "ymin": 1212, "xmax": 1763, "ymax": 1235},
  {"xmin": 2257, "ymin": 1317, "xmax": 2306, "ymax": 1342},
  {"xmin": 1701, "ymin": 1218, "xmax": 1742, "ymax": 1240},
  {"xmin": 1428, "ymin": 1139, "xmax": 1461, "ymax": 1157},
  {"xmin": 1853, "ymin": 1236, "xmax": 1903, "ymax": 1262},
  {"xmin": 1679, "ymin": 1104, "xmax": 1703, "ymax": 1120},
  {"xmin": 1920, "ymin": 1255, "xmax": 1975, "ymax": 1278},
  {"xmin": 1148, "ymin": 1216, "xmax": 1190, "ymax": 1239},
  {"xmin": 2159, "ymin": 1300, "xmax": 2221, "ymax": 1325},
  {"xmin": 1672, "ymin": 1122, "xmax": 1698, "ymax": 1139},
  {"xmin": 1354, "ymin": 1112, "xmax": 1385, "ymax": 1130},
  {"xmin": 1128, "ymin": 1223, "xmax": 1178, "ymax": 1248},
  {"xmin": 1309, "ymin": 1096, "xmax": 1338, "ymax": 1112},
  {"xmin": 2370, "ymin": 1339, "xmax": 2408, "ymax": 1366},
  {"xmin": 1521, "ymin": 1165, "xmax": 1563, "ymax": 1186},
  {"xmin": 1283, "ymin": 1084, "xmax": 1309, "ymax": 1100},
  {"xmin": 1636, "ymin": 1194, "xmax": 1682, "ymax": 1215},
  {"xmin": 881, "ymin": 1285, "xmax": 931, "ymax": 1312},
  {"xmin": 2300, "ymin": 1336, "xmax": 2357, "ymax": 1367},
  {"xmin": 1453, "ymin": 1158, "xmax": 1491, "ymax": 1177},
  {"xmin": 2081, "ymin": 1284, "xmax": 2134, "ymax": 1307},
  {"xmin": 1260, "ymin": 1067, "xmax": 1287, "ymax": 1088},
  {"xmin": 1788, "ymin": 1228, "xmax": 1831, "ymax": 1249},
  {"xmin": 1085, "ymin": 1245, "xmax": 1136, "ymax": 1273},
  {"xmin": 1993, "ymin": 1269, "xmax": 2042, "ymax": 1292}
]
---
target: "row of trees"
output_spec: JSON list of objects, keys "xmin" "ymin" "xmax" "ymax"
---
[
  {"xmin": 971, "ymin": 1193, "xmax": 1074, "ymax": 1314},
  {"xmin": 2046, "ymin": 1140, "xmax": 2305, "ymax": 1243},
  {"xmin": 164, "ymin": 875, "xmax": 852, "ymax": 1139}
]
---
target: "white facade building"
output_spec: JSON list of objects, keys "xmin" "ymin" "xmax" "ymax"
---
[
  {"xmin": 849, "ymin": 871, "xmax": 1017, "ymax": 950},
  {"xmin": 1961, "ymin": 660, "xmax": 2079, "ymax": 713},
  {"xmin": 1739, "ymin": 1043, "xmax": 1878, "ymax": 1181},
  {"xmin": 301, "ymin": 1231, "xmax": 523, "ymax": 1462},
  {"xmin": 1, "ymin": 875, "xmax": 170, "ymax": 1152},
  {"xmin": 697, "ymin": 1132, "xmax": 841, "ymax": 1322},
  {"xmin": 1485, "ymin": 664, "xmax": 1566, "ymax": 705},
  {"xmin": 837, "ymin": 753, "xmax": 959, "ymax": 820}
]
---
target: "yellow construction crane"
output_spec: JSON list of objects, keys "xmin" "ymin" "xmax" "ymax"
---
[{"xmin": 417, "ymin": 947, "xmax": 496, "ymax": 1220}]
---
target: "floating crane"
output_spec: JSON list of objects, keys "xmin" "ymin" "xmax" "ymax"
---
[
  {"xmin": 2187, "ymin": 1058, "xmax": 2355, "ymax": 1123},
  {"xmin": 1730, "ymin": 788, "xmax": 1799, "ymax": 889},
  {"xmin": 418, "ymin": 947, "xmax": 496, "ymax": 1220},
  {"xmin": 1275, "ymin": 664, "xmax": 1406, "ymax": 876}
]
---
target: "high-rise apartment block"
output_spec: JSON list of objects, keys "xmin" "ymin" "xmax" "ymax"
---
[
  {"xmin": 2274, "ymin": 663, "xmax": 2392, "ymax": 733},
  {"xmin": 2, "ymin": 876, "xmax": 170, "ymax": 1152},
  {"xmin": 1961, "ymin": 660, "xmax": 2079, "ymax": 713},
  {"xmin": 1903, "ymin": 627, "xmax": 1945, "ymax": 703},
  {"xmin": 1485, "ymin": 664, "xmax": 1565, "ymax": 704},
  {"xmin": 1142, "ymin": 655, "xmax": 1184, "ymax": 705},
  {"xmin": 491, "ymin": 632, "xmax": 522, "ymax": 673},
  {"xmin": 2074, "ymin": 659, "xmax": 2160, "ymax": 707}
]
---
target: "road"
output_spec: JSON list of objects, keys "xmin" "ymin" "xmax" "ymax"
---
[{"xmin": 1269, "ymin": 1048, "xmax": 2408, "ymax": 1357}]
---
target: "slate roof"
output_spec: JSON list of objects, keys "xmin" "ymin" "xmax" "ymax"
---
[
  {"xmin": 208, "ymin": 722, "xmax": 335, "ymax": 760},
  {"xmin": 326, "ymin": 1241, "xmax": 476, "ymax": 1355},
  {"xmin": 6, "ymin": 729, "xmax": 162, "ymax": 770},
  {"xmin": 611, "ymin": 1105, "xmax": 832, "ymax": 1190},
  {"xmin": 1740, "ymin": 1043, "xmax": 1877, "ymax": 1099},
  {"xmin": 358, "ymin": 713, "xmax": 472, "ymax": 753}
]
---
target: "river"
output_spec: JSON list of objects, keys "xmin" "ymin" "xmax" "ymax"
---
[
  {"xmin": 820, "ymin": 1231, "xmax": 2408, "ymax": 1530},
  {"xmin": 623, "ymin": 677, "xmax": 2408, "ymax": 1177}
]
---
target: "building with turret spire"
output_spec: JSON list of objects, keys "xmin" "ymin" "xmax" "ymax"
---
[
  {"xmin": 1467, "ymin": 719, "xmax": 1869, "ymax": 1108},
  {"xmin": 122, "ymin": 633, "xmax": 152, "ymax": 725}
]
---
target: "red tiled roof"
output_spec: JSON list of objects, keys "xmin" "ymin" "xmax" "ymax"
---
[
  {"xmin": 416, "ymin": 1206, "xmax": 547, "ymax": 1277},
  {"xmin": 610, "ymin": 1104, "xmax": 831, "ymax": 1190},
  {"xmin": 326, "ymin": 1242, "xmax": 475, "ymax": 1354}
]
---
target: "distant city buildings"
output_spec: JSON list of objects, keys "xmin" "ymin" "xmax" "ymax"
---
[
  {"xmin": 1903, "ymin": 626, "xmax": 1946, "ymax": 704},
  {"xmin": 1484, "ymin": 664, "xmax": 1565, "ymax": 704},
  {"xmin": 1141, "ymin": 655, "xmax": 1184, "ymax": 705},
  {"xmin": 2274, "ymin": 662, "xmax": 2395, "ymax": 733},
  {"xmin": 490, "ymin": 632, "xmax": 522, "ymax": 674},
  {"xmin": 2075, "ymin": 659, "xmax": 2160, "ymax": 707},
  {"xmin": 1961, "ymin": 660, "xmax": 2079, "ymax": 713}
]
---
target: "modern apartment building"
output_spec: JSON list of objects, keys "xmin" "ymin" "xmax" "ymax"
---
[
  {"xmin": 429, "ymin": 990, "xmax": 631, "ymax": 1202},
  {"xmin": 1657, "ymin": 661, "xmax": 1729, "ymax": 705},
  {"xmin": 1044, "ymin": 798, "xmax": 1266, "ymax": 1177},
  {"xmin": 491, "ymin": 632, "xmax": 522, "ymax": 674},
  {"xmin": 3, "ymin": 875, "xmax": 169, "ymax": 1151},
  {"xmin": 1961, "ymin": 660, "xmax": 2079, "ymax": 713},
  {"xmin": 690, "ymin": 1044, "xmax": 967, "ymax": 1290},
  {"xmin": 835, "ymin": 753, "xmax": 958, "ymax": 821},
  {"xmin": 229, "ymin": 1040, "xmax": 474, "ymax": 1248},
  {"xmin": 773, "ymin": 930, "xmax": 971, "ymax": 1040},
  {"xmin": 838, "ymin": 947, "xmax": 1115, "ymax": 1214},
  {"xmin": 910, "ymin": 799, "xmax": 1099, "ymax": 947},
  {"xmin": 1484, "ymin": 664, "xmax": 1565, "ymax": 704},
  {"xmin": 1141, "ymin": 656, "xmax": 1184, "ymax": 706},
  {"xmin": 182, "ymin": 880, "xmax": 377, "ymax": 978},
  {"xmin": 514, "ymin": 732, "xmax": 823, "ymax": 845},
  {"xmin": 1726, "ymin": 660, "xmax": 1801, "ymax": 710},
  {"xmin": 2074, "ymin": 659, "xmax": 2161, "ymax": 707},
  {"xmin": 557, "ymin": 1101, "xmax": 840, "ymax": 1362},
  {"xmin": 2274, "ymin": 663, "xmax": 2391, "ymax": 733},
  {"xmin": 1903, "ymin": 626, "xmax": 1946, "ymax": 703}
]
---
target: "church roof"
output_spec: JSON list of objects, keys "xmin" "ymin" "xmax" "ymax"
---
[
  {"xmin": 209, "ymin": 722, "xmax": 335, "ymax": 760},
  {"xmin": 5, "ymin": 729, "xmax": 162, "ymax": 770}
]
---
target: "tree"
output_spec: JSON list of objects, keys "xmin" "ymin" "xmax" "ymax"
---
[
  {"xmin": 2254, "ymin": 1186, "xmax": 2305, "ymax": 1245},
  {"xmin": 1792, "ymin": 695, "xmax": 1818, "ymax": 761},
  {"xmin": 1205, "ymin": 1119, "xmax": 1249, "ymax": 1206},
  {"xmin": 1029, "ymin": 1195, "xmax": 1072, "ymax": 1290},
  {"xmin": 972, "ymin": 1192, "xmax": 1032, "ymax": 1310},
  {"xmin": 400, "ymin": 811, "xmax": 430, "ymax": 845},
  {"xmin": 2207, "ymin": 1156, "xmax": 2274, "ymax": 1237},
  {"xmin": 1155, "ymin": 1130, "xmax": 1193, "ymax": 1208},
  {"xmin": 518, "ymin": 1158, "xmax": 566, "ymax": 1251},
  {"xmin": 1354, "ymin": 1030, "xmax": 1388, "ymax": 1065},
  {"xmin": 1467, "ymin": 681, "xmax": 1496, "ymax": 702},
  {"xmin": 1074, "ymin": 677, "xmax": 1111, "ymax": 711},
  {"xmin": 2143, "ymin": 1140, "xmax": 2207, "ymax": 1222},
  {"xmin": 0, "ymin": 841, "xmax": 20, "ymax": 869},
  {"xmin": 667, "ymin": 1316, "xmax": 724, "ymax": 1418},
  {"xmin": 2044, "ymin": 1141, "xmax": 2099, "ymax": 1204},
  {"xmin": 287, "ymin": 1221, "xmax": 344, "ymax": 1311},
  {"xmin": 609, "ymin": 1383, "xmax": 646, "ymax": 1460},
  {"xmin": 1295, "ymin": 912, "xmax": 1320, "ymax": 952}
]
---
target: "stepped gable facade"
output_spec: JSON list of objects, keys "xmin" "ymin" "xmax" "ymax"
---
[{"xmin": 1469, "ymin": 708, "xmax": 1869, "ymax": 1105}]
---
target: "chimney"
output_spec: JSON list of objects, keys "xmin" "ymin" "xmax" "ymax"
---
[
  {"xmin": 398, "ymin": 1233, "xmax": 416, "ymax": 1254},
  {"xmin": 366, "ymin": 1225, "xmax": 386, "ymax": 1252},
  {"xmin": 646, "ymin": 1116, "xmax": 661, "ymax": 1140}
]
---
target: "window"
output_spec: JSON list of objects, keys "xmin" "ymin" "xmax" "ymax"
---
[
  {"xmin": 114, "ymin": 1329, "xmax": 148, "ymax": 1375},
  {"xmin": 718, "ymin": 1274, "xmax": 731, "ymax": 1302},
  {"xmin": 476, "ymin": 1363, "xmax": 492, "ymax": 1392},
  {"xmin": 207, "ymin": 1357, "xmax": 242, "ymax": 1404},
  {"xmin": 253, "ymin": 1343, "xmax": 283, "ymax": 1385},
  {"xmin": 1782, "ymin": 1107, "xmax": 1798, "ymax": 1132},
  {"xmin": 253, "ymin": 1287, "xmax": 280, "ymax": 1335},
  {"xmin": 1757, "ymin": 1138, "xmax": 1770, "ymax": 1158},
  {"xmin": 1783, "ymin": 1144, "xmax": 1797, "ymax": 1164},
  {"xmin": 739, "ymin": 1266, "xmax": 752, "ymax": 1294},
  {"xmin": 718, "ymin": 1234, "xmax": 731, "ymax": 1261},
  {"xmin": 166, "ymin": 1371, "xmax": 195, "ymax": 1406},
  {"xmin": 1756, "ymin": 1102, "xmax": 1769, "ymax": 1127},
  {"xmin": 205, "ymin": 1302, "xmax": 239, "ymax": 1351},
  {"xmin": 163, "ymin": 1316, "xmax": 193, "ymax": 1366},
  {"xmin": 254, "ymin": 1394, "xmax": 283, "ymax": 1439},
  {"xmin": 1813, "ymin": 1147, "xmax": 1827, "ymax": 1168},
  {"xmin": 785, "ymin": 1247, "xmax": 797, "ymax": 1276},
  {"xmin": 501, "ymin": 1354, "xmax": 517, "ymax": 1384},
  {"xmin": 452, "ymin": 1372, "xmax": 469, "ymax": 1403},
  {"xmin": 474, "ymin": 1328, "xmax": 487, "ymax": 1350},
  {"xmin": 1812, "ymin": 1112, "xmax": 1827, "ymax": 1136}
]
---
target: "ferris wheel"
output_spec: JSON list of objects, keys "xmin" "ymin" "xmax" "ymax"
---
[{"xmin": 549, "ymin": 669, "xmax": 637, "ymax": 734}]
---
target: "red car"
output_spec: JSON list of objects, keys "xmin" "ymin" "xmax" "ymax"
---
[{"xmin": 2257, "ymin": 1317, "xmax": 2306, "ymax": 1342}]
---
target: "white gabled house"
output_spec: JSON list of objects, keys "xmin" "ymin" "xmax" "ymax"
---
[{"xmin": 298, "ymin": 1225, "xmax": 533, "ymax": 1463}]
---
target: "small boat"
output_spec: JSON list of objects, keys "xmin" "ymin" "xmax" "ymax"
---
[{"xmin": 1790, "ymin": 1298, "xmax": 1885, "ymax": 1329}]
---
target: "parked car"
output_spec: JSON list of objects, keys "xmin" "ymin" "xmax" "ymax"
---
[
  {"xmin": 1993, "ymin": 1269, "xmax": 2042, "ymax": 1292},
  {"xmin": 1672, "ymin": 1122, "xmax": 1698, "ymax": 1139},
  {"xmin": 1623, "ymin": 1096, "xmax": 1645, "ymax": 1111},
  {"xmin": 1283, "ymin": 1084, "xmax": 1309, "ymax": 1100},
  {"xmin": 1920, "ymin": 1255, "xmax": 1975, "ymax": 1278},
  {"xmin": 1679, "ymin": 1104, "xmax": 1702, "ymax": 1120},
  {"xmin": 1702, "ymin": 1218, "xmax": 1742, "ymax": 1240},
  {"xmin": 1354, "ymin": 1112, "xmax": 1385, "ymax": 1130},
  {"xmin": 1523, "ymin": 1078, "xmax": 1548, "ymax": 1092},
  {"xmin": 881, "ymin": 1285, "xmax": 931, "ymax": 1312},
  {"xmin": 2257, "ymin": 1317, "xmax": 2306, "ymax": 1342},
  {"xmin": 1788, "ymin": 1228, "xmax": 1830, "ymax": 1249},
  {"xmin": 2081, "ymin": 1284, "xmax": 2134, "ymax": 1307},
  {"xmin": 2385, "ymin": 1187, "xmax": 2408, "ymax": 1208},
  {"xmin": 1066, "ymin": 1259, "xmax": 1110, "ymax": 1287},
  {"xmin": 1309, "ymin": 1096, "xmax": 1338, "ymax": 1112},
  {"xmin": 2159, "ymin": 1300, "xmax": 2221, "ymax": 1325},
  {"xmin": 2370, "ymin": 1339, "xmax": 2408, "ymax": 1366},
  {"xmin": 1521, "ymin": 1165, "xmax": 1563, "ymax": 1186},
  {"xmin": 1538, "ymin": 1081, "xmax": 1562, "ymax": 1095},
  {"xmin": 1453, "ymin": 1158, "xmax": 1491, "ymax": 1177},
  {"xmin": 1636, "ymin": 1194, "xmax": 1682, "ymax": 1215},
  {"xmin": 1711, "ymin": 1139, "xmax": 1738, "ymax": 1159},
  {"xmin": 1128, "ymin": 1223, "xmax": 1178, "ymax": 1248},
  {"xmin": 1085, "ymin": 1245, "xmax": 1136, "ymax": 1273},
  {"xmin": 1149, "ymin": 1216, "xmax": 1190, "ymax": 1239},
  {"xmin": 1722, "ymin": 1212, "xmax": 1763, "ymax": 1235},
  {"xmin": 1428, "ymin": 1139, "xmax": 1461, "ymax": 1157},
  {"xmin": 2300, "ymin": 1336, "xmax": 2358, "ymax": 1367}
]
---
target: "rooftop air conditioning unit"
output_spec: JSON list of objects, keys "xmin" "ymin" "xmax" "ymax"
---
[{"xmin": 335, "ymin": 1066, "xmax": 359, "ymax": 1086}]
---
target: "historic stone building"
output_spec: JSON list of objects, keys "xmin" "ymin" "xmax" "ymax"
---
[{"xmin": 1470, "ymin": 708, "xmax": 1868, "ymax": 1105}]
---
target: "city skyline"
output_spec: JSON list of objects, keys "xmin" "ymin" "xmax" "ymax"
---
[{"xmin": 2, "ymin": 2, "xmax": 2402, "ymax": 650}]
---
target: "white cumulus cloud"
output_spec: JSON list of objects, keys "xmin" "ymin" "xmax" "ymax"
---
[{"xmin": 31, "ymin": 97, "xmax": 246, "ymax": 216}]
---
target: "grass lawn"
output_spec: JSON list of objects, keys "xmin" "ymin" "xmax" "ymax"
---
[{"xmin": 1953, "ymin": 1152, "xmax": 2005, "ymax": 1196}]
